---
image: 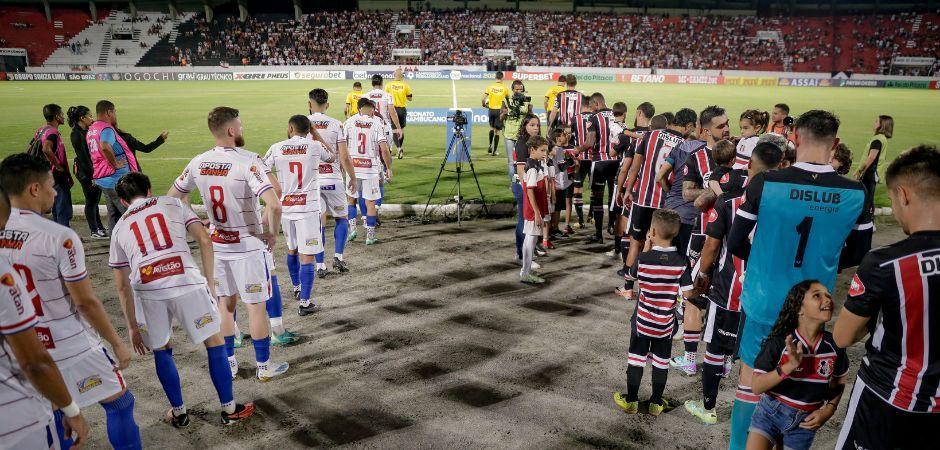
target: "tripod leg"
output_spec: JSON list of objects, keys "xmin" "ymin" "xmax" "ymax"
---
[
  {"xmin": 460, "ymin": 138, "xmax": 489, "ymax": 216},
  {"xmin": 424, "ymin": 134, "xmax": 458, "ymax": 221}
]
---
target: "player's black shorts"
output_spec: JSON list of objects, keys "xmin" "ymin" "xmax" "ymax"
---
[
  {"xmin": 627, "ymin": 332, "xmax": 673, "ymax": 368},
  {"xmin": 627, "ymin": 204, "xmax": 657, "ymax": 241},
  {"xmin": 703, "ymin": 301, "xmax": 741, "ymax": 355},
  {"xmin": 687, "ymin": 233, "xmax": 706, "ymax": 265},
  {"xmin": 590, "ymin": 160, "xmax": 618, "ymax": 192},
  {"xmin": 574, "ymin": 160, "xmax": 591, "ymax": 188},
  {"xmin": 395, "ymin": 107, "xmax": 407, "ymax": 128},
  {"xmin": 488, "ymin": 108, "xmax": 503, "ymax": 130},
  {"xmin": 837, "ymin": 377, "xmax": 940, "ymax": 450},
  {"xmin": 554, "ymin": 187, "xmax": 571, "ymax": 212},
  {"xmin": 674, "ymin": 222, "xmax": 693, "ymax": 257}
]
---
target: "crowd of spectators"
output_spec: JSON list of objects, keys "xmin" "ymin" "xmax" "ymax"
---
[{"xmin": 166, "ymin": 10, "xmax": 939, "ymax": 74}]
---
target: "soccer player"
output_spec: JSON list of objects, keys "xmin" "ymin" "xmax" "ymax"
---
[
  {"xmin": 386, "ymin": 68, "xmax": 413, "ymax": 158},
  {"xmin": 265, "ymin": 115, "xmax": 332, "ymax": 316},
  {"xmin": 482, "ymin": 71, "xmax": 509, "ymax": 155},
  {"xmin": 168, "ymin": 106, "xmax": 290, "ymax": 383},
  {"xmin": 622, "ymin": 110, "xmax": 696, "ymax": 286},
  {"xmin": 548, "ymin": 74, "xmax": 581, "ymax": 128},
  {"xmin": 583, "ymin": 93, "xmax": 618, "ymax": 244},
  {"xmin": 0, "ymin": 188, "xmax": 90, "ymax": 449},
  {"xmin": 610, "ymin": 102, "xmax": 654, "ymax": 267},
  {"xmin": 543, "ymin": 75, "xmax": 566, "ymax": 118},
  {"xmin": 570, "ymin": 95, "xmax": 594, "ymax": 228},
  {"xmin": 652, "ymin": 109, "xmax": 701, "ymax": 259},
  {"xmin": 725, "ymin": 110, "xmax": 872, "ymax": 450},
  {"xmin": 0, "ymin": 153, "xmax": 140, "ymax": 449},
  {"xmin": 345, "ymin": 98, "xmax": 392, "ymax": 245},
  {"xmin": 366, "ymin": 74, "xmax": 403, "ymax": 154},
  {"xmin": 109, "ymin": 172, "xmax": 255, "ymax": 427},
  {"xmin": 682, "ymin": 106, "xmax": 729, "ymax": 265},
  {"xmin": 834, "ymin": 144, "xmax": 940, "ymax": 450},
  {"xmin": 683, "ymin": 142, "xmax": 783, "ymax": 424},
  {"xmin": 613, "ymin": 209, "xmax": 694, "ymax": 416},
  {"xmin": 344, "ymin": 81, "xmax": 364, "ymax": 118},
  {"xmin": 308, "ymin": 88, "xmax": 356, "ymax": 278}
]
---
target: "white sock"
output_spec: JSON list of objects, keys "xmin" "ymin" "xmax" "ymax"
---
[
  {"xmin": 316, "ymin": 262, "xmax": 326, "ymax": 270},
  {"xmin": 221, "ymin": 401, "xmax": 235, "ymax": 414},
  {"xmin": 257, "ymin": 360, "xmax": 268, "ymax": 372},
  {"xmin": 685, "ymin": 351, "xmax": 697, "ymax": 365},
  {"xmin": 173, "ymin": 405, "xmax": 187, "ymax": 417},
  {"xmin": 269, "ymin": 317, "xmax": 284, "ymax": 335},
  {"xmin": 299, "ymin": 299, "xmax": 311, "ymax": 307},
  {"xmin": 335, "ymin": 253, "xmax": 343, "ymax": 261},
  {"xmin": 366, "ymin": 226, "xmax": 376, "ymax": 240},
  {"xmin": 521, "ymin": 235, "xmax": 536, "ymax": 276}
]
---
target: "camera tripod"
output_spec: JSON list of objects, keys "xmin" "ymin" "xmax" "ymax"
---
[{"xmin": 423, "ymin": 124, "xmax": 488, "ymax": 225}]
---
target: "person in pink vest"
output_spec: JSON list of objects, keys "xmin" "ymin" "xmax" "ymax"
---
[
  {"xmin": 87, "ymin": 100, "xmax": 139, "ymax": 229},
  {"xmin": 36, "ymin": 104, "xmax": 74, "ymax": 227}
]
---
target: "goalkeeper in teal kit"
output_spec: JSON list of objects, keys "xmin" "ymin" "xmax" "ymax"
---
[{"xmin": 724, "ymin": 110, "xmax": 873, "ymax": 450}]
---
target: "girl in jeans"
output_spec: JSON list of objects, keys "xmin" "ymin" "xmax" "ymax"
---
[{"xmin": 747, "ymin": 280, "xmax": 848, "ymax": 450}]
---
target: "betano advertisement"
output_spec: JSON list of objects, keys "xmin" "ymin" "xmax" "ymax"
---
[{"xmin": 1, "ymin": 69, "xmax": 934, "ymax": 90}]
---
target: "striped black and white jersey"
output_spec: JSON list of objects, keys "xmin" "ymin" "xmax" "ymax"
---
[
  {"xmin": 553, "ymin": 90, "xmax": 582, "ymax": 126},
  {"xmin": 628, "ymin": 246, "xmax": 693, "ymax": 339},
  {"xmin": 632, "ymin": 128, "xmax": 685, "ymax": 208},
  {"xmin": 588, "ymin": 109, "xmax": 616, "ymax": 161},
  {"xmin": 683, "ymin": 146, "xmax": 717, "ymax": 233},
  {"xmin": 844, "ymin": 230, "xmax": 940, "ymax": 412},
  {"xmin": 570, "ymin": 111, "xmax": 593, "ymax": 160},
  {"xmin": 703, "ymin": 185, "xmax": 747, "ymax": 311}
]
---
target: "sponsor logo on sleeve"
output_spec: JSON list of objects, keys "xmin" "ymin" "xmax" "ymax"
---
[
  {"xmin": 139, "ymin": 256, "xmax": 185, "ymax": 283},
  {"xmin": 63, "ymin": 239, "xmax": 78, "ymax": 269}
]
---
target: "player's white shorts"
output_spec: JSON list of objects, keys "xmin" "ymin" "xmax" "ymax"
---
[
  {"xmin": 523, "ymin": 215, "xmax": 549, "ymax": 236},
  {"xmin": 282, "ymin": 212, "xmax": 324, "ymax": 255},
  {"xmin": 214, "ymin": 250, "xmax": 270, "ymax": 304},
  {"xmin": 61, "ymin": 347, "xmax": 126, "ymax": 407},
  {"xmin": 347, "ymin": 177, "xmax": 381, "ymax": 201},
  {"xmin": 319, "ymin": 181, "xmax": 347, "ymax": 217},
  {"xmin": 11, "ymin": 419, "xmax": 56, "ymax": 450},
  {"xmin": 136, "ymin": 287, "xmax": 221, "ymax": 349}
]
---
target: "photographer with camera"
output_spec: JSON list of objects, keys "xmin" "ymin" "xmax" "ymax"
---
[{"xmin": 502, "ymin": 80, "xmax": 533, "ymax": 164}]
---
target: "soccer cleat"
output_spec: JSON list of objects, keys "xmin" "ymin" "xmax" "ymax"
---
[
  {"xmin": 271, "ymin": 330, "xmax": 299, "ymax": 346},
  {"xmin": 233, "ymin": 331, "xmax": 244, "ymax": 348},
  {"xmin": 669, "ymin": 355, "xmax": 698, "ymax": 376},
  {"xmin": 685, "ymin": 400, "xmax": 718, "ymax": 424},
  {"xmin": 333, "ymin": 257, "xmax": 349, "ymax": 273},
  {"xmin": 615, "ymin": 286, "xmax": 634, "ymax": 299},
  {"xmin": 531, "ymin": 261, "xmax": 541, "ymax": 270},
  {"xmin": 616, "ymin": 267, "xmax": 628, "ymax": 278},
  {"xmin": 535, "ymin": 244, "xmax": 547, "ymax": 256},
  {"xmin": 397, "ymin": 148, "xmax": 404, "ymax": 159},
  {"xmin": 257, "ymin": 361, "xmax": 289, "ymax": 382},
  {"xmin": 487, "ymin": 146, "xmax": 493, "ymax": 155},
  {"xmin": 605, "ymin": 249, "xmax": 619, "ymax": 259},
  {"xmin": 585, "ymin": 235, "xmax": 604, "ymax": 244},
  {"xmin": 613, "ymin": 392, "xmax": 638, "ymax": 414},
  {"xmin": 544, "ymin": 241, "xmax": 556, "ymax": 250},
  {"xmin": 220, "ymin": 403, "xmax": 255, "ymax": 426},
  {"xmin": 492, "ymin": 150, "xmax": 499, "ymax": 156},
  {"xmin": 298, "ymin": 303, "xmax": 322, "ymax": 316},
  {"xmin": 648, "ymin": 399, "xmax": 669, "ymax": 416},
  {"xmin": 291, "ymin": 285, "xmax": 300, "ymax": 301},
  {"xmin": 164, "ymin": 409, "xmax": 190, "ymax": 428},
  {"xmin": 316, "ymin": 267, "xmax": 329, "ymax": 279},
  {"xmin": 519, "ymin": 274, "xmax": 545, "ymax": 284},
  {"xmin": 365, "ymin": 236, "xmax": 378, "ymax": 245},
  {"xmin": 348, "ymin": 229, "xmax": 358, "ymax": 242},
  {"xmin": 564, "ymin": 225, "xmax": 574, "ymax": 236},
  {"xmin": 89, "ymin": 230, "xmax": 109, "ymax": 240}
]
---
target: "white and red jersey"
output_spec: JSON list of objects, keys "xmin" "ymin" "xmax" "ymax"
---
[
  {"xmin": 108, "ymin": 196, "xmax": 208, "ymax": 301},
  {"xmin": 734, "ymin": 135, "xmax": 759, "ymax": 169},
  {"xmin": 264, "ymin": 136, "xmax": 332, "ymax": 219},
  {"xmin": 173, "ymin": 146, "xmax": 274, "ymax": 257},
  {"xmin": 0, "ymin": 257, "xmax": 54, "ymax": 447},
  {"xmin": 365, "ymin": 88, "xmax": 394, "ymax": 124},
  {"xmin": 0, "ymin": 209, "xmax": 101, "ymax": 367},
  {"xmin": 344, "ymin": 114, "xmax": 387, "ymax": 179},
  {"xmin": 308, "ymin": 112, "xmax": 346, "ymax": 183}
]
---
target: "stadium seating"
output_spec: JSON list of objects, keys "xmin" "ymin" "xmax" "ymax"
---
[{"xmin": 0, "ymin": 6, "xmax": 107, "ymax": 67}]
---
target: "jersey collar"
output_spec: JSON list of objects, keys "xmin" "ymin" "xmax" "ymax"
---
[
  {"xmin": 793, "ymin": 162, "xmax": 835, "ymax": 173},
  {"xmin": 794, "ymin": 328, "xmax": 823, "ymax": 353}
]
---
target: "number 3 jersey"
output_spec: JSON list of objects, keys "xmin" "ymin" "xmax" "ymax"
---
[
  {"xmin": 174, "ymin": 146, "xmax": 275, "ymax": 257},
  {"xmin": 732, "ymin": 163, "xmax": 872, "ymax": 325},
  {"xmin": 0, "ymin": 209, "xmax": 100, "ymax": 367},
  {"xmin": 344, "ymin": 114, "xmax": 386, "ymax": 179},
  {"xmin": 108, "ymin": 196, "xmax": 207, "ymax": 301},
  {"xmin": 263, "ymin": 135, "xmax": 333, "ymax": 220}
]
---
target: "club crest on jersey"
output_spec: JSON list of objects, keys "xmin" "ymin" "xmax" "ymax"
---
[
  {"xmin": 720, "ymin": 172, "xmax": 731, "ymax": 183},
  {"xmin": 816, "ymin": 358, "xmax": 834, "ymax": 377},
  {"xmin": 193, "ymin": 313, "xmax": 214, "ymax": 329},
  {"xmin": 77, "ymin": 375, "xmax": 102, "ymax": 394},
  {"xmin": 707, "ymin": 208, "xmax": 719, "ymax": 223},
  {"xmin": 139, "ymin": 256, "xmax": 184, "ymax": 283},
  {"xmin": 282, "ymin": 194, "xmax": 307, "ymax": 207},
  {"xmin": 683, "ymin": 166, "xmax": 690, "ymax": 176},
  {"xmin": 849, "ymin": 274, "xmax": 865, "ymax": 297},
  {"xmin": 199, "ymin": 162, "xmax": 232, "ymax": 176},
  {"xmin": 282, "ymin": 145, "xmax": 308, "ymax": 155},
  {"xmin": 0, "ymin": 230, "xmax": 28, "ymax": 250}
]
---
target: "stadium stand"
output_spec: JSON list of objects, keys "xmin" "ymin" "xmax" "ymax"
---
[{"xmin": 0, "ymin": 6, "xmax": 107, "ymax": 67}]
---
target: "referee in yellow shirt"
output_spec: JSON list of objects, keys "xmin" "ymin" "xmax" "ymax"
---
[
  {"xmin": 345, "ymin": 81, "xmax": 364, "ymax": 118},
  {"xmin": 482, "ymin": 71, "xmax": 510, "ymax": 156},
  {"xmin": 544, "ymin": 75, "xmax": 567, "ymax": 126},
  {"xmin": 386, "ymin": 68, "xmax": 413, "ymax": 158}
]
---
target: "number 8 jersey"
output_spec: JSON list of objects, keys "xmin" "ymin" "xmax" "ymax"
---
[
  {"xmin": 173, "ymin": 146, "xmax": 275, "ymax": 256},
  {"xmin": 731, "ymin": 162, "xmax": 872, "ymax": 325},
  {"xmin": 108, "ymin": 196, "xmax": 208, "ymax": 300}
]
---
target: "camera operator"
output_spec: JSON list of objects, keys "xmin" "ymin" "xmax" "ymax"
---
[{"xmin": 502, "ymin": 80, "xmax": 533, "ymax": 173}]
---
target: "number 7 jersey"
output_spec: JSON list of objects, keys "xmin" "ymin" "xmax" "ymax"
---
[
  {"xmin": 733, "ymin": 163, "xmax": 872, "ymax": 325},
  {"xmin": 173, "ymin": 146, "xmax": 275, "ymax": 256}
]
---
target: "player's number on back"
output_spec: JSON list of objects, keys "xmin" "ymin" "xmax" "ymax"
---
[
  {"xmin": 357, "ymin": 133, "xmax": 367, "ymax": 155},
  {"xmin": 289, "ymin": 161, "xmax": 303, "ymax": 186},
  {"xmin": 209, "ymin": 185, "xmax": 228, "ymax": 223},
  {"xmin": 130, "ymin": 213, "xmax": 172, "ymax": 256},
  {"xmin": 794, "ymin": 216, "xmax": 814, "ymax": 268}
]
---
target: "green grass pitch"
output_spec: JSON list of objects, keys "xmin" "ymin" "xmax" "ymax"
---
[{"xmin": 1, "ymin": 79, "xmax": 935, "ymax": 206}]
